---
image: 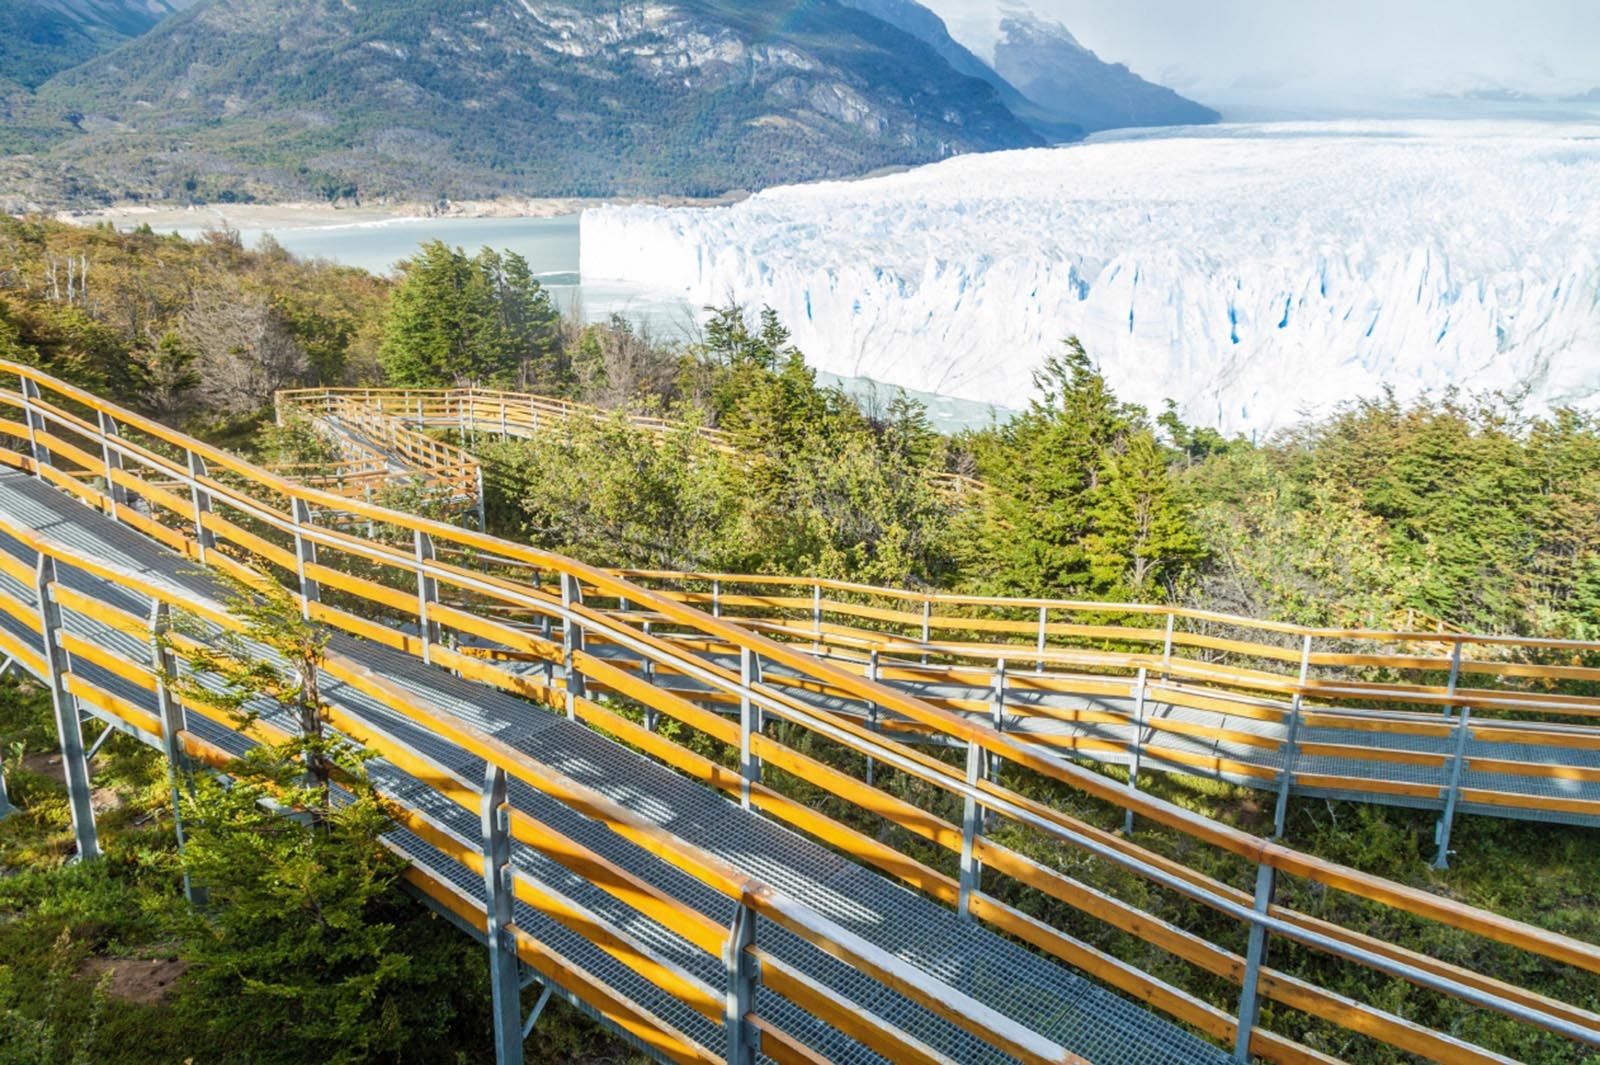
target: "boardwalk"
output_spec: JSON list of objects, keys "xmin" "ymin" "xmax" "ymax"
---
[{"xmin": 2, "ymin": 362, "xmax": 1597, "ymax": 1064}]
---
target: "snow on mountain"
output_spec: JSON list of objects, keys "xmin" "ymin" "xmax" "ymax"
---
[{"xmin": 580, "ymin": 120, "xmax": 1600, "ymax": 433}]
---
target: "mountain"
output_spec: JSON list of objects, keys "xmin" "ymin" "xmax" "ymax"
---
[
  {"xmin": 0, "ymin": 0, "xmax": 189, "ymax": 88},
  {"xmin": 837, "ymin": 0, "xmax": 1082, "ymax": 142},
  {"xmin": 840, "ymin": 0, "xmax": 1213, "ymax": 140},
  {"xmin": 25, "ymin": 0, "xmax": 1042, "ymax": 206},
  {"xmin": 992, "ymin": 10, "xmax": 1220, "ymax": 133}
]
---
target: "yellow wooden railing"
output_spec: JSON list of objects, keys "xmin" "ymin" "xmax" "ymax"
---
[
  {"xmin": 3, "ymin": 361, "xmax": 1598, "ymax": 1063},
  {"xmin": 275, "ymin": 386, "xmax": 988, "ymax": 499}
]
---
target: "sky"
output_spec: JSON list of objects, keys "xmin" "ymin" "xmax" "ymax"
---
[{"xmin": 922, "ymin": 1, "xmax": 1600, "ymax": 114}]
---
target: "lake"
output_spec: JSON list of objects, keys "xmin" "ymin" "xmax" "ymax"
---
[{"xmin": 131, "ymin": 210, "xmax": 1013, "ymax": 431}]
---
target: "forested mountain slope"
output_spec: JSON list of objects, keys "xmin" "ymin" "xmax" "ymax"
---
[
  {"xmin": 0, "ymin": 0, "xmax": 191, "ymax": 88},
  {"xmin": 19, "ymin": 0, "xmax": 1040, "ymax": 205}
]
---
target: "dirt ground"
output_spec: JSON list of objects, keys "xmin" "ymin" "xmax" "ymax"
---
[{"xmin": 78, "ymin": 956, "xmax": 188, "ymax": 1006}]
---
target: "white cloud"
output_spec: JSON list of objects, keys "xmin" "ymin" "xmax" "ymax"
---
[{"xmin": 920, "ymin": 0, "xmax": 1600, "ymax": 112}]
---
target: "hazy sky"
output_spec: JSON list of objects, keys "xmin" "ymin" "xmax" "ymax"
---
[{"xmin": 923, "ymin": 1, "xmax": 1600, "ymax": 113}]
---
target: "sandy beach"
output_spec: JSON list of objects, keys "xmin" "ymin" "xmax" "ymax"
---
[{"xmin": 55, "ymin": 193, "xmax": 742, "ymax": 231}]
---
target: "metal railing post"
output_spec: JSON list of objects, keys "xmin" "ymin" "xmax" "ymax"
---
[
  {"xmin": 1233, "ymin": 864, "xmax": 1277, "ymax": 1062},
  {"xmin": 989, "ymin": 659, "xmax": 1007, "ymax": 787},
  {"xmin": 1035, "ymin": 606, "xmax": 1047, "ymax": 673},
  {"xmin": 97, "ymin": 410, "xmax": 126, "ymax": 512},
  {"xmin": 739, "ymin": 647, "xmax": 762, "ymax": 810},
  {"xmin": 1123, "ymin": 666, "xmax": 1149, "ymax": 835},
  {"xmin": 712, "ymin": 579, "xmax": 721, "ymax": 618},
  {"xmin": 865, "ymin": 650, "xmax": 880, "ymax": 788},
  {"xmin": 414, "ymin": 531, "xmax": 440, "ymax": 665},
  {"xmin": 481, "ymin": 765, "xmax": 525, "ymax": 1065},
  {"xmin": 811, "ymin": 582, "xmax": 822, "ymax": 651},
  {"xmin": 150, "ymin": 602, "xmax": 203, "ymax": 907},
  {"xmin": 723, "ymin": 901, "xmax": 759, "ymax": 1065},
  {"xmin": 290, "ymin": 498, "xmax": 320, "ymax": 619},
  {"xmin": 1272, "ymin": 635, "xmax": 1313, "ymax": 839},
  {"xmin": 920, "ymin": 598, "xmax": 932, "ymax": 664},
  {"xmin": 20, "ymin": 375, "xmax": 49, "ymax": 474},
  {"xmin": 186, "ymin": 450, "xmax": 216, "ymax": 562},
  {"xmin": 1433, "ymin": 704, "xmax": 1473, "ymax": 870},
  {"xmin": 0, "ymin": 751, "xmax": 11, "ymax": 820},
  {"xmin": 36, "ymin": 555, "xmax": 99, "ymax": 861},
  {"xmin": 1443, "ymin": 641, "xmax": 1463, "ymax": 715},
  {"xmin": 957, "ymin": 739, "xmax": 986, "ymax": 920},
  {"xmin": 641, "ymin": 620, "xmax": 658, "ymax": 732},
  {"xmin": 475, "ymin": 465, "xmax": 488, "ymax": 532},
  {"xmin": 560, "ymin": 574, "xmax": 585, "ymax": 718}
]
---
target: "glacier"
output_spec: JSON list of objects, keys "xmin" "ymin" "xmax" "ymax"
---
[{"xmin": 579, "ymin": 120, "xmax": 1600, "ymax": 433}]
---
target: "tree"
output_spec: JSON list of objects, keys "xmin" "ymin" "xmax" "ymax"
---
[
  {"xmin": 164, "ymin": 575, "xmax": 461, "ymax": 1061},
  {"xmin": 1086, "ymin": 430, "xmax": 1205, "ymax": 597},
  {"xmin": 968, "ymin": 338, "xmax": 1140, "ymax": 596},
  {"xmin": 378, "ymin": 241, "xmax": 560, "ymax": 389}
]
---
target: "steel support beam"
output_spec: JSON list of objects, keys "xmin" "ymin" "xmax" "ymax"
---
[
  {"xmin": 414, "ymin": 531, "xmax": 440, "ymax": 665},
  {"xmin": 1272, "ymin": 635, "xmax": 1313, "ymax": 839},
  {"xmin": 1123, "ymin": 666, "xmax": 1149, "ymax": 836},
  {"xmin": 988, "ymin": 659, "xmax": 1007, "ymax": 792},
  {"xmin": 560, "ymin": 573, "xmax": 585, "ymax": 718},
  {"xmin": 1433, "ymin": 705, "xmax": 1473, "ymax": 870},
  {"xmin": 864, "ymin": 650, "xmax": 880, "ymax": 788},
  {"xmin": 957, "ymin": 739, "xmax": 986, "ymax": 919},
  {"xmin": 36, "ymin": 555, "xmax": 99, "ymax": 861},
  {"xmin": 97, "ymin": 410, "xmax": 126, "ymax": 513},
  {"xmin": 1232, "ymin": 864, "xmax": 1277, "ymax": 1063},
  {"xmin": 151, "ymin": 602, "xmax": 204, "ymax": 906},
  {"xmin": 738, "ymin": 647, "xmax": 763, "ymax": 810},
  {"xmin": 723, "ymin": 901, "xmax": 759, "ymax": 1065},
  {"xmin": 187, "ymin": 450, "xmax": 216, "ymax": 562},
  {"xmin": 482, "ymin": 765, "xmax": 525, "ymax": 1065},
  {"xmin": 291, "ymin": 498, "xmax": 320, "ymax": 618},
  {"xmin": 20, "ymin": 375, "xmax": 49, "ymax": 474}
]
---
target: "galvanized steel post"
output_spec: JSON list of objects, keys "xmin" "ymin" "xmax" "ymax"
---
[
  {"xmin": 958, "ymin": 739, "xmax": 986, "ymax": 920},
  {"xmin": 1232, "ymin": 864, "xmax": 1277, "ymax": 1062},
  {"xmin": 920, "ymin": 598, "xmax": 932, "ymax": 664},
  {"xmin": 560, "ymin": 573, "xmax": 586, "ymax": 718},
  {"xmin": 97, "ymin": 410, "xmax": 126, "ymax": 512},
  {"xmin": 36, "ymin": 555, "xmax": 99, "ymax": 861},
  {"xmin": 1123, "ymin": 666, "xmax": 1149, "ymax": 836},
  {"xmin": 865, "ymin": 649, "xmax": 880, "ymax": 788},
  {"xmin": 641, "ymin": 620, "xmax": 658, "ymax": 732},
  {"xmin": 1272, "ymin": 634, "xmax": 1313, "ymax": 839},
  {"xmin": 1035, "ymin": 606, "xmax": 1048, "ymax": 673},
  {"xmin": 20, "ymin": 375, "xmax": 49, "ymax": 474},
  {"xmin": 988, "ymin": 659, "xmax": 1007, "ymax": 790},
  {"xmin": 1433, "ymin": 704, "xmax": 1473, "ymax": 870},
  {"xmin": 481, "ymin": 765, "xmax": 525, "ymax": 1065},
  {"xmin": 290, "ymin": 497, "xmax": 320, "ymax": 619},
  {"xmin": 414, "ymin": 530, "xmax": 440, "ymax": 665},
  {"xmin": 723, "ymin": 901, "xmax": 759, "ymax": 1065},
  {"xmin": 1443, "ymin": 640, "xmax": 1462, "ymax": 714},
  {"xmin": 739, "ymin": 647, "xmax": 763, "ymax": 810},
  {"xmin": 186, "ymin": 450, "xmax": 216, "ymax": 562},
  {"xmin": 150, "ymin": 602, "xmax": 203, "ymax": 906}
]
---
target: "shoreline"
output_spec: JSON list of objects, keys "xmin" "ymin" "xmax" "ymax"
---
[{"xmin": 53, "ymin": 192, "xmax": 744, "ymax": 232}]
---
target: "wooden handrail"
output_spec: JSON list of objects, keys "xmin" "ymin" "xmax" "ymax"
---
[{"xmin": 6, "ymin": 360, "xmax": 1599, "ymax": 1063}]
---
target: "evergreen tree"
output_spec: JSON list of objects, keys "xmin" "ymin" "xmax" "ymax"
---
[
  {"xmin": 378, "ymin": 241, "xmax": 558, "ymax": 388},
  {"xmin": 970, "ymin": 338, "xmax": 1137, "ymax": 596},
  {"xmin": 1086, "ymin": 430, "xmax": 1205, "ymax": 597}
]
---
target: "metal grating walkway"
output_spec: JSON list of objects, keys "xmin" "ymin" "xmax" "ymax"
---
[{"xmin": 0, "ymin": 470, "xmax": 1229, "ymax": 1065}]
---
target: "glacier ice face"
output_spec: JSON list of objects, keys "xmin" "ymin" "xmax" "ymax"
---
[{"xmin": 579, "ymin": 120, "xmax": 1600, "ymax": 433}]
